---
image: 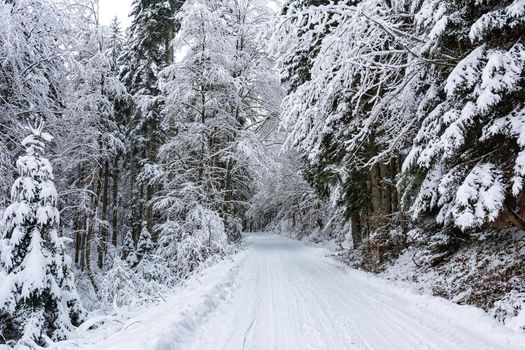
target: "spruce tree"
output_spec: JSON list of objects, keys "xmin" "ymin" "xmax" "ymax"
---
[
  {"xmin": 120, "ymin": 0, "xmax": 185, "ymax": 239},
  {"xmin": 0, "ymin": 122, "xmax": 85, "ymax": 346},
  {"xmin": 402, "ymin": 0, "xmax": 525, "ymax": 231},
  {"xmin": 137, "ymin": 222, "xmax": 153, "ymax": 259},
  {"xmin": 280, "ymin": 0, "xmax": 336, "ymax": 93},
  {"xmin": 122, "ymin": 230, "xmax": 138, "ymax": 267}
]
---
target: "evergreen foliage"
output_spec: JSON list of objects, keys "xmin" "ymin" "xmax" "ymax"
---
[{"xmin": 0, "ymin": 123, "xmax": 85, "ymax": 346}]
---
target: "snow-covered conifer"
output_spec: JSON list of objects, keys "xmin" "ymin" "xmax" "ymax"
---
[
  {"xmin": 120, "ymin": 0, "xmax": 185, "ymax": 238},
  {"xmin": 122, "ymin": 230, "xmax": 138, "ymax": 267},
  {"xmin": 137, "ymin": 222, "xmax": 153, "ymax": 259},
  {"xmin": 402, "ymin": 0, "xmax": 525, "ymax": 231},
  {"xmin": 0, "ymin": 122, "xmax": 85, "ymax": 346}
]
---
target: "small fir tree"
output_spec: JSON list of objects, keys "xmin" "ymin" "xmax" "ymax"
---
[
  {"xmin": 137, "ymin": 222, "xmax": 153, "ymax": 259},
  {"xmin": 0, "ymin": 122, "xmax": 85, "ymax": 346},
  {"xmin": 122, "ymin": 230, "xmax": 138, "ymax": 267}
]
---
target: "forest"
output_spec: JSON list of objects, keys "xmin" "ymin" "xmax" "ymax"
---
[{"xmin": 0, "ymin": 0, "xmax": 525, "ymax": 348}]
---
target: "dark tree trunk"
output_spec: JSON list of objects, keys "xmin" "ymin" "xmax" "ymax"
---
[
  {"xmin": 111, "ymin": 156, "xmax": 119, "ymax": 246},
  {"xmin": 97, "ymin": 160, "xmax": 110, "ymax": 269},
  {"xmin": 85, "ymin": 168, "xmax": 102, "ymax": 293},
  {"xmin": 391, "ymin": 157, "xmax": 399, "ymax": 212},
  {"xmin": 74, "ymin": 215, "xmax": 82, "ymax": 265},
  {"xmin": 351, "ymin": 213, "xmax": 362, "ymax": 248}
]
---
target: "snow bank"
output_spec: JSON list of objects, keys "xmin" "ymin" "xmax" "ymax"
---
[{"xmin": 48, "ymin": 252, "xmax": 246, "ymax": 350}]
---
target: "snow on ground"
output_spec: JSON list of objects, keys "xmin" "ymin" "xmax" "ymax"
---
[
  {"xmin": 53, "ymin": 233, "xmax": 525, "ymax": 350},
  {"xmin": 379, "ymin": 230, "xmax": 525, "ymax": 331}
]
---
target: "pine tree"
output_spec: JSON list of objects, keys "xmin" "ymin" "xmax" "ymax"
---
[
  {"xmin": 122, "ymin": 230, "xmax": 138, "ymax": 267},
  {"xmin": 0, "ymin": 122, "xmax": 85, "ymax": 346},
  {"xmin": 401, "ymin": 0, "xmax": 525, "ymax": 231},
  {"xmin": 109, "ymin": 17, "xmax": 124, "ymax": 71},
  {"xmin": 120, "ymin": 0, "xmax": 185, "ymax": 239},
  {"xmin": 137, "ymin": 222, "xmax": 153, "ymax": 259},
  {"xmin": 280, "ymin": 0, "xmax": 336, "ymax": 93}
]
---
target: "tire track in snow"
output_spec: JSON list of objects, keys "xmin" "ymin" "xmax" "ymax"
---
[{"xmin": 182, "ymin": 234, "xmax": 525, "ymax": 350}]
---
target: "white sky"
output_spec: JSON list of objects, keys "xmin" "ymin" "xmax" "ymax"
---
[
  {"xmin": 99, "ymin": 0, "xmax": 281, "ymax": 29},
  {"xmin": 99, "ymin": 0, "xmax": 133, "ymax": 28}
]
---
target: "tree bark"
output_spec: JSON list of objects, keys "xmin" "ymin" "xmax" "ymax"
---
[
  {"xmin": 396, "ymin": 152, "xmax": 407, "ymax": 230},
  {"xmin": 97, "ymin": 160, "xmax": 110, "ymax": 269},
  {"xmin": 79, "ymin": 214, "xmax": 87, "ymax": 271},
  {"xmin": 85, "ymin": 168, "xmax": 102, "ymax": 293},
  {"xmin": 382, "ymin": 162, "xmax": 392, "ymax": 214},
  {"xmin": 74, "ymin": 214, "xmax": 82, "ymax": 265},
  {"xmin": 391, "ymin": 157, "xmax": 399, "ymax": 212},
  {"xmin": 146, "ymin": 122, "xmax": 156, "ymax": 233},
  {"xmin": 370, "ymin": 164, "xmax": 382, "ymax": 213},
  {"xmin": 111, "ymin": 156, "xmax": 119, "ymax": 246},
  {"xmin": 223, "ymin": 158, "xmax": 234, "ymax": 215},
  {"xmin": 351, "ymin": 213, "xmax": 362, "ymax": 248}
]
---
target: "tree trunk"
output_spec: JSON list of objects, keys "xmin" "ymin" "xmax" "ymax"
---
[
  {"xmin": 391, "ymin": 157, "xmax": 399, "ymax": 212},
  {"xmin": 85, "ymin": 168, "xmax": 102, "ymax": 293},
  {"xmin": 97, "ymin": 160, "xmax": 110, "ymax": 269},
  {"xmin": 134, "ymin": 183, "xmax": 144, "ymax": 243},
  {"xmin": 74, "ymin": 214, "xmax": 82, "ymax": 265},
  {"xmin": 382, "ymin": 162, "xmax": 392, "ymax": 214},
  {"xmin": 79, "ymin": 214, "xmax": 87, "ymax": 271},
  {"xmin": 111, "ymin": 156, "xmax": 119, "ymax": 246},
  {"xmin": 351, "ymin": 213, "xmax": 362, "ymax": 248},
  {"xmin": 129, "ymin": 140, "xmax": 142, "ymax": 242},
  {"xmin": 396, "ymin": 152, "xmax": 406, "ymax": 230},
  {"xmin": 146, "ymin": 122, "xmax": 156, "ymax": 233},
  {"xmin": 223, "ymin": 158, "xmax": 234, "ymax": 215},
  {"xmin": 370, "ymin": 164, "xmax": 382, "ymax": 213}
]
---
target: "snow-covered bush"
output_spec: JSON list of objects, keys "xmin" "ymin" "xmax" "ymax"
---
[
  {"xmin": 97, "ymin": 255, "xmax": 169, "ymax": 311},
  {"xmin": 491, "ymin": 288, "xmax": 525, "ymax": 332},
  {"xmin": 122, "ymin": 230, "xmax": 138, "ymax": 267},
  {"xmin": 137, "ymin": 223, "xmax": 153, "ymax": 260},
  {"xmin": 156, "ymin": 206, "xmax": 232, "ymax": 282},
  {"xmin": 97, "ymin": 205, "xmax": 233, "ymax": 309}
]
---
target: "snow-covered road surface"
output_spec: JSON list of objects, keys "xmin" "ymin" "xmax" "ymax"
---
[{"xmin": 73, "ymin": 234, "xmax": 525, "ymax": 350}]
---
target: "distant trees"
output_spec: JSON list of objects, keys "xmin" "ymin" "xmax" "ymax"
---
[{"xmin": 155, "ymin": 0, "xmax": 277, "ymax": 247}]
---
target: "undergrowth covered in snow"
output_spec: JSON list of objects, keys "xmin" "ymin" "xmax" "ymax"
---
[{"xmin": 335, "ymin": 226, "xmax": 525, "ymax": 332}]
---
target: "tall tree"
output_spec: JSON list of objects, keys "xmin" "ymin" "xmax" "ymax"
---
[
  {"xmin": 56, "ymin": 1, "xmax": 127, "ymax": 275},
  {"xmin": 120, "ymin": 0, "xmax": 184, "ymax": 239}
]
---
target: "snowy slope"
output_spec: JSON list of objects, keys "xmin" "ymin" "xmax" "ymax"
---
[{"xmin": 55, "ymin": 233, "xmax": 525, "ymax": 350}]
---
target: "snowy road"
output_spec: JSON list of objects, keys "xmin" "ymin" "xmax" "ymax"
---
[{"xmin": 76, "ymin": 234, "xmax": 525, "ymax": 350}]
